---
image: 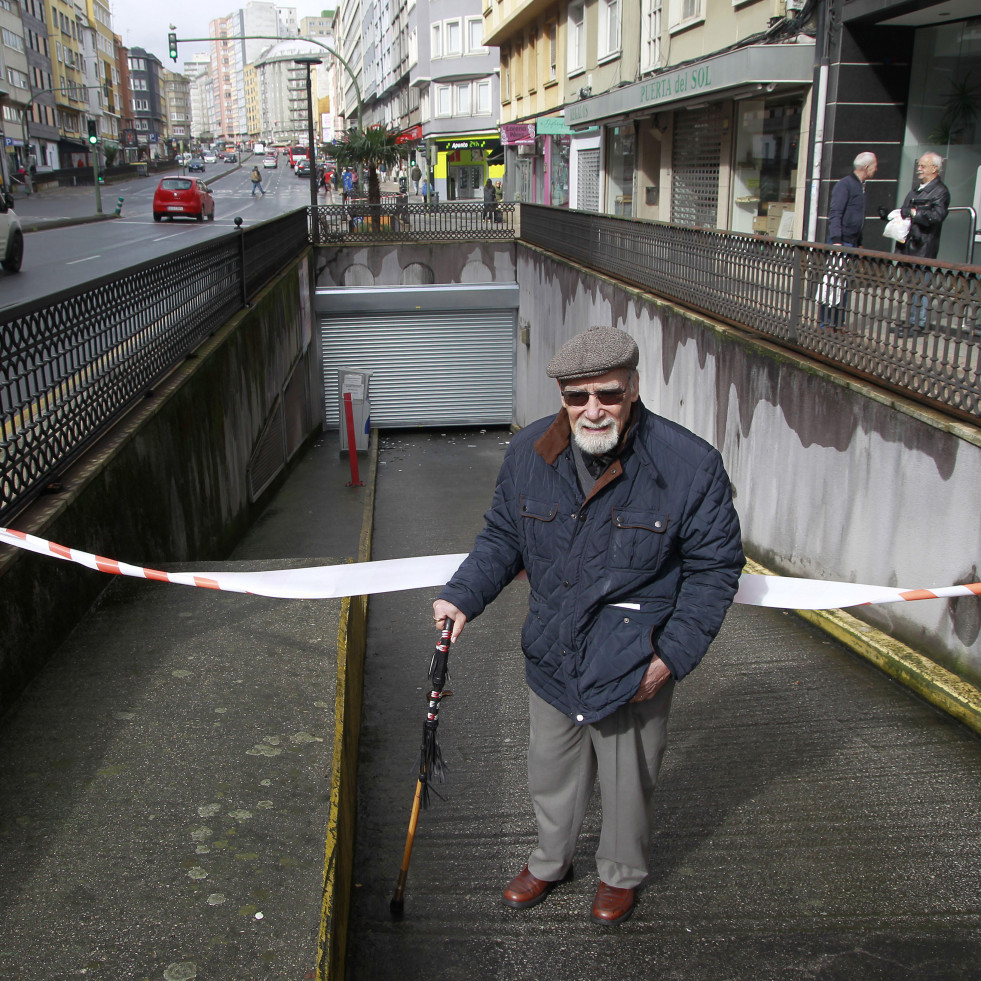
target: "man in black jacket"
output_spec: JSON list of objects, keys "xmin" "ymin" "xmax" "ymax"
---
[
  {"xmin": 819, "ymin": 151, "xmax": 877, "ymax": 330},
  {"xmin": 895, "ymin": 152, "xmax": 950, "ymax": 333},
  {"xmin": 432, "ymin": 326, "xmax": 743, "ymax": 926}
]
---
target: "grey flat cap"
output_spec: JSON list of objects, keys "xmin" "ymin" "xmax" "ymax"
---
[{"xmin": 545, "ymin": 326, "xmax": 639, "ymax": 380}]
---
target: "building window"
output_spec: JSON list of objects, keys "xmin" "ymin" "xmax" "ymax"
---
[
  {"xmin": 502, "ymin": 48, "xmax": 511, "ymax": 102},
  {"xmin": 670, "ymin": 0, "xmax": 703, "ymax": 31},
  {"xmin": 445, "ymin": 19, "xmax": 461, "ymax": 56},
  {"xmin": 548, "ymin": 22, "xmax": 557, "ymax": 81},
  {"xmin": 456, "ymin": 82, "xmax": 471, "ymax": 115},
  {"xmin": 435, "ymin": 84, "xmax": 451, "ymax": 116},
  {"xmin": 431, "ymin": 23, "xmax": 442, "ymax": 58},
  {"xmin": 567, "ymin": 1, "xmax": 585, "ymax": 74},
  {"xmin": 642, "ymin": 0, "xmax": 662, "ymax": 71},
  {"xmin": 475, "ymin": 79, "xmax": 491, "ymax": 114},
  {"xmin": 2, "ymin": 27, "xmax": 24, "ymax": 51},
  {"xmin": 467, "ymin": 17, "xmax": 485, "ymax": 53},
  {"xmin": 598, "ymin": 0, "xmax": 620, "ymax": 58}
]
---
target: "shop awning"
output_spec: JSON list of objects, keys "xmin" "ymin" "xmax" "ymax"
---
[{"xmin": 563, "ymin": 40, "xmax": 816, "ymax": 129}]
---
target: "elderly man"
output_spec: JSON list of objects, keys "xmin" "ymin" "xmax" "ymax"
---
[
  {"xmin": 820, "ymin": 151, "xmax": 877, "ymax": 331},
  {"xmin": 433, "ymin": 325, "xmax": 743, "ymax": 925},
  {"xmin": 895, "ymin": 152, "xmax": 950, "ymax": 333}
]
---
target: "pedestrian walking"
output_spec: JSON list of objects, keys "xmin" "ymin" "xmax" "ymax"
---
[
  {"xmin": 411, "ymin": 163, "xmax": 422, "ymax": 195},
  {"xmin": 250, "ymin": 166, "xmax": 265, "ymax": 196},
  {"xmin": 431, "ymin": 325, "xmax": 743, "ymax": 926}
]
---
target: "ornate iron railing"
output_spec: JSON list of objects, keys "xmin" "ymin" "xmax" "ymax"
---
[
  {"xmin": 314, "ymin": 200, "xmax": 517, "ymax": 243},
  {"xmin": 520, "ymin": 205, "xmax": 981, "ymax": 420},
  {"xmin": 0, "ymin": 209, "xmax": 310, "ymax": 521}
]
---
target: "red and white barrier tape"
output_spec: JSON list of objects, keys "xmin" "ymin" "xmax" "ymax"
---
[{"xmin": 1, "ymin": 527, "xmax": 979, "ymax": 611}]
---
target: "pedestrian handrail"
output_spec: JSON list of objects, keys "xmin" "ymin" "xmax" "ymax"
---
[
  {"xmin": 519, "ymin": 204, "xmax": 981, "ymax": 422},
  {"xmin": 0, "ymin": 209, "xmax": 310, "ymax": 522},
  {"xmin": 314, "ymin": 200, "xmax": 517, "ymax": 243}
]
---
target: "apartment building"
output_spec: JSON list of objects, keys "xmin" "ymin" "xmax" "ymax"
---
[
  {"xmin": 48, "ymin": 0, "xmax": 91, "ymax": 163},
  {"xmin": 487, "ymin": 0, "xmax": 814, "ymax": 229},
  {"xmin": 162, "ymin": 69, "xmax": 192, "ymax": 152},
  {"xmin": 1, "ymin": 0, "xmax": 34, "ymax": 176},
  {"xmin": 334, "ymin": 0, "xmax": 502, "ymax": 200},
  {"xmin": 125, "ymin": 47, "xmax": 166, "ymax": 159},
  {"xmin": 85, "ymin": 0, "xmax": 119, "ymax": 149}
]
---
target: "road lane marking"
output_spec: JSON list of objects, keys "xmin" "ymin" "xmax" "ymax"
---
[{"xmin": 67, "ymin": 255, "xmax": 101, "ymax": 264}]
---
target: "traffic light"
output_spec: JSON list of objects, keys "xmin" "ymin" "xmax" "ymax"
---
[
  {"xmin": 87, "ymin": 119, "xmax": 98, "ymax": 145},
  {"xmin": 168, "ymin": 32, "xmax": 178, "ymax": 62}
]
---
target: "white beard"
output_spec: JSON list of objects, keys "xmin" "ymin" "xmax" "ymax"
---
[{"xmin": 573, "ymin": 416, "xmax": 620, "ymax": 455}]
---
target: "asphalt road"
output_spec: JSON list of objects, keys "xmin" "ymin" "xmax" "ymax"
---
[{"xmin": 0, "ymin": 158, "xmax": 324, "ymax": 309}]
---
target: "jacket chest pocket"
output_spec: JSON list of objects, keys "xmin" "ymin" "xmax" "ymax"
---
[
  {"xmin": 520, "ymin": 495, "xmax": 559, "ymax": 558},
  {"xmin": 607, "ymin": 507, "xmax": 669, "ymax": 570}
]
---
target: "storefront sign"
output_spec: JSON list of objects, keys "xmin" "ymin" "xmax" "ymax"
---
[
  {"xmin": 564, "ymin": 41, "xmax": 815, "ymax": 127},
  {"xmin": 436, "ymin": 136, "xmax": 501, "ymax": 152},
  {"xmin": 396, "ymin": 124, "xmax": 423, "ymax": 144},
  {"xmin": 536, "ymin": 116, "xmax": 576, "ymax": 136},
  {"xmin": 501, "ymin": 123, "xmax": 536, "ymax": 145}
]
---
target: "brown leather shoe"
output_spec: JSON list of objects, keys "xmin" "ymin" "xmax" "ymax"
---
[
  {"xmin": 502, "ymin": 864, "xmax": 573, "ymax": 909},
  {"xmin": 591, "ymin": 882, "xmax": 635, "ymax": 924}
]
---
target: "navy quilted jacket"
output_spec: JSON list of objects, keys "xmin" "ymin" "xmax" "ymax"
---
[{"xmin": 439, "ymin": 402, "xmax": 744, "ymax": 724}]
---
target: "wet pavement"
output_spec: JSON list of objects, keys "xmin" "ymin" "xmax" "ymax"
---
[{"xmin": 1, "ymin": 425, "xmax": 980, "ymax": 980}]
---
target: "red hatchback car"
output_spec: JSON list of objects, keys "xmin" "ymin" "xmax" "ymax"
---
[{"xmin": 152, "ymin": 177, "xmax": 215, "ymax": 222}]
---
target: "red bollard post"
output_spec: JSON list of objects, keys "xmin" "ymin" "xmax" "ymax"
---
[{"xmin": 343, "ymin": 392, "xmax": 364, "ymax": 487}]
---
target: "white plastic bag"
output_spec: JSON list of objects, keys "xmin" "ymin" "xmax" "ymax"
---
[
  {"xmin": 883, "ymin": 208, "xmax": 911, "ymax": 243},
  {"xmin": 816, "ymin": 254, "xmax": 846, "ymax": 307}
]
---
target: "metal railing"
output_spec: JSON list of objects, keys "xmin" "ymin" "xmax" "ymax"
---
[
  {"xmin": 0, "ymin": 209, "xmax": 309, "ymax": 521},
  {"xmin": 520, "ymin": 205, "xmax": 981, "ymax": 421},
  {"xmin": 314, "ymin": 200, "xmax": 517, "ymax": 243}
]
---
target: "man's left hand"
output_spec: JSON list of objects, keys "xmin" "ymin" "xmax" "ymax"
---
[{"xmin": 629, "ymin": 655, "xmax": 672, "ymax": 702}]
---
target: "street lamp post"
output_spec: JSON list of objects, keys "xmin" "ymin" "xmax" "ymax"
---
[{"xmin": 293, "ymin": 54, "xmax": 322, "ymax": 240}]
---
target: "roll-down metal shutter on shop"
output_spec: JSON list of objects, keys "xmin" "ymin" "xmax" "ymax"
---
[
  {"xmin": 671, "ymin": 104, "xmax": 723, "ymax": 228},
  {"xmin": 578, "ymin": 148, "xmax": 600, "ymax": 212},
  {"xmin": 317, "ymin": 284, "xmax": 518, "ymax": 429}
]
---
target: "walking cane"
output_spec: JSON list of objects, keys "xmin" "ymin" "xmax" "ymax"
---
[{"xmin": 390, "ymin": 618, "xmax": 453, "ymax": 915}]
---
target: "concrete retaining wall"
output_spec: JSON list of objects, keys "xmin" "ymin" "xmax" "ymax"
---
[
  {"xmin": 0, "ymin": 254, "xmax": 319, "ymax": 719},
  {"xmin": 515, "ymin": 243, "xmax": 981, "ymax": 690}
]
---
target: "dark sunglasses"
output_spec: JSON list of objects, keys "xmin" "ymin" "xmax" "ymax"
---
[{"xmin": 561, "ymin": 387, "xmax": 627, "ymax": 407}]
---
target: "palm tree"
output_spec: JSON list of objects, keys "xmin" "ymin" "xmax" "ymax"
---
[{"xmin": 333, "ymin": 124, "xmax": 410, "ymax": 229}]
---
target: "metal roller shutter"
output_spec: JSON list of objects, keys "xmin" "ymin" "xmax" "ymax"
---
[
  {"xmin": 318, "ymin": 285, "xmax": 517, "ymax": 429},
  {"xmin": 671, "ymin": 104, "xmax": 723, "ymax": 228},
  {"xmin": 578, "ymin": 148, "xmax": 600, "ymax": 212}
]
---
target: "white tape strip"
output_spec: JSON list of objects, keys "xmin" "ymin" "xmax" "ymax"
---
[{"xmin": 1, "ymin": 527, "xmax": 979, "ymax": 610}]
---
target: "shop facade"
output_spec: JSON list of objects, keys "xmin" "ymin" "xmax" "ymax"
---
[
  {"xmin": 499, "ymin": 117, "xmax": 575, "ymax": 206},
  {"xmin": 427, "ymin": 134, "xmax": 504, "ymax": 202},
  {"xmin": 564, "ymin": 42, "xmax": 815, "ymax": 239}
]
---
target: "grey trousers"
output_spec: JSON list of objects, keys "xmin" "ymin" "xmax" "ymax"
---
[{"xmin": 526, "ymin": 682, "xmax": 674, "ymax": 889}]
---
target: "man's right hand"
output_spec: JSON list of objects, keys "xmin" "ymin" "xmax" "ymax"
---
[{"xmin": 433, "ymin": 600, "xmax": 467, "ymax": 643}]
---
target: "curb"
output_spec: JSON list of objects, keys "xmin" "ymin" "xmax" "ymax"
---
[
  {"xmin": 744, "ymin": 558, "xmax": 981, "ymax": 737},
  {"xmin": 318, "ymin": 432, "xmax": 378, "ymax": 980},
  {"xmin": 21, "ymin": 213, "xmax": 119, "ymax": 234}
]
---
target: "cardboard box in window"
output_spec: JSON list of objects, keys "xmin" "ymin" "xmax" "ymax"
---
[{"xmin": 752, "ymin": 216, "xmax": 769, "ymax": 234}]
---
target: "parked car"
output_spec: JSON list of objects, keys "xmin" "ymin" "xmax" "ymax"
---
[
  {"xmin": 187, "ymin": 157, "xmax": 205, "ymax": 173},
  {"xmin": 152, "ymin": 177, "xmax": 215, "ymax": 222},
  {"xmin": 224, "ymin": 153, "xmax": 237, "ymax": 163},
  {"xmin": 295, "ymin": 158, "xmax": 311, "ymax": 177},
  {"xmin": 262, "ymin": 154, "xmax": 278, "ymax": 169},
  {"xmin": 0, "ymin": 191, "xmax": 23, "ymax": 272}
]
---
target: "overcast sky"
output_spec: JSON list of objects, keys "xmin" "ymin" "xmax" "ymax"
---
[{"xmin": 112, "ymin": 0, "xmax": 330, "ymax": 65}]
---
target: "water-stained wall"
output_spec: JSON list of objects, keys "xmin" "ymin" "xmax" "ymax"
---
[{"xmin": 515, "ymin": 244, "xmax": 981, "ymax": 688}]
